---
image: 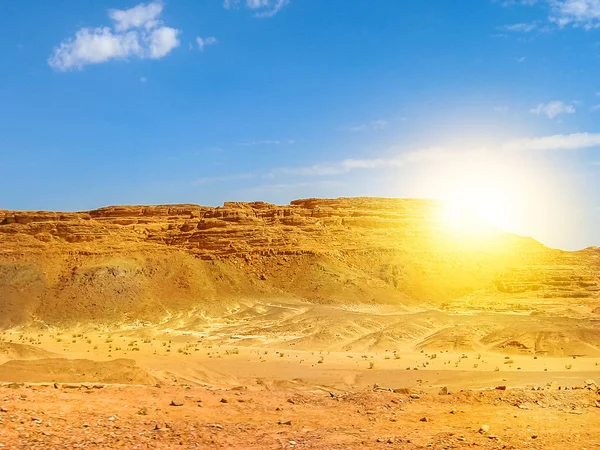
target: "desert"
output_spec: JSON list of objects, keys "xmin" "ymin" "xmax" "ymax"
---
[
  {"xmin": 0, "ymin": 197, "xmax": 598, "ymax": 448},
  {"xmin": 5, "ymin": 0, "xmax": 600, "ymax": 447}
]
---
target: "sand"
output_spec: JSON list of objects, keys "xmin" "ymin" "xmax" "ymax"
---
[
  {"xmin": 0, "ymin": 382, "xmax": 599, "ymax": 449},
  {"xmin": 0, "ymin": 301, "xmax": 599, "ymax": 448}
]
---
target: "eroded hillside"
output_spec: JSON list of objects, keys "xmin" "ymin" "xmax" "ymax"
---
[{"xmin": 0, "ymin": 198, "xmax": 598, "ymax": 326}]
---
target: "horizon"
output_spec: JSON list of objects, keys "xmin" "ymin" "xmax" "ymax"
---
[
  {"xmin": 2, "ymin": 0, "xmax": 600, "ymax": 250},
  {"xmin": 2, "ymin": 195, "xmax": 595, "ymax": 252}
]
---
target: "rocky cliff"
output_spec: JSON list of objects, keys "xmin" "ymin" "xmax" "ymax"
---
[{"xmin": 0, "ymin": 198, "xmax": 598, "ymax": 326}]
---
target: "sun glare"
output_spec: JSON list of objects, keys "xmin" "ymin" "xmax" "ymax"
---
[
  {"xmin": 442, "ymin": 189, "xmax": 513, "ymax": 234},
  {"xmin": 416, "ymin": 153, "xmax": 535, "ymax": 236}
]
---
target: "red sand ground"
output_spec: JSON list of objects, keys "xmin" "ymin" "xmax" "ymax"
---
[{"xmin": 0, "ymin": 383, "xmax": 599, "ymax": 449}]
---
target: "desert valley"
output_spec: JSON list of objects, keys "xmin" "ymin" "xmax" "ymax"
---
[{"xmin": 0, "ymin": 197, "xmax": 598, "ymax": 449}]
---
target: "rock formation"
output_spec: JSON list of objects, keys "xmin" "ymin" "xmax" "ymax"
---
[{"xmin": 0, "ymin": 198, "xmax": 598, "ymax": 326}]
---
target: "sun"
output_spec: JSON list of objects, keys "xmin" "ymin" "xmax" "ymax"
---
[
  {"xmin": 441, "ymin": 188, "xmax": 513, "ymax": 234},
  {"xmin": 429, "ymin": 159, "xmax": 521, "ymax": 235},
  {"xmin": 408, "ymin": 145, "xmax": 565, "ymax": 243}
]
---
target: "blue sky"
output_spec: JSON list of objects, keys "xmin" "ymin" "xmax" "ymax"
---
[{"xmin": 1, "ymin": 0, "xmax": 599, "ymax": 249}]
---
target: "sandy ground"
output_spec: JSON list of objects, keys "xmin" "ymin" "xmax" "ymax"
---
[
  {"xmin": 0, "ymin": 383, "xmax": 599, "ymax": 449},
  {"xmin": 1, "ymin": 302, "xmax": 600, "ymax": 448}
]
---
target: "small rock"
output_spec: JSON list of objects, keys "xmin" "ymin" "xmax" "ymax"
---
[
  {"xmin": 409, "ymin": 394, "xmax": 421, "ymax": 399},
  {"xmin": 438, "ymin": 386, "xmax": 448, "ymax": 395},
  {"xmin": 153, "ymin": 423, "xmax": 171, "ymax": 431},
  {"xmin": 220, "ymin": 398, "xmax": 228, "ymax": 404},
  {"xmin": 479, "ymin": 424, "xmax": 490, "ymax": 434},
  {"xmin": 289, "ymin": 441, "xmax": 297, "ymax": 445},
  {"xmin": 495, "ymin": 385, "xmax": 506, "ymax": 391},
  {"xmin": 420, "ymin": 417, "xmax": 430, "ymax": 422},
  {"xmin": 531, "ymin": 434, "xmax": 538, "ymax": 439},
  {"xmin": 0, "ymin": 407, "xmax": 7, "ymax": 413},
  {"xmin": 170, "ymin": 401, "xmax": 183, "ymax": 407},
  {"xmin": 278, "ymin": 420, "xmax": 292, "ymax": 426}
]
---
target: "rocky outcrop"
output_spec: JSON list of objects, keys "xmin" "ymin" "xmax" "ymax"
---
[
  {"xmin": 0, "ymin": 198, "xmax": 448, "ymax": 257},
  {"xmin": 0, "ymin": 198, "xmax": 598, "ymax": 326}
]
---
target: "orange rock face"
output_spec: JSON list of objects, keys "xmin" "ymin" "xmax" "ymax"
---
[
  {"xmin": 0, "ymin": 198, "xmax": 447, "ymax": 256},
  {"xmin": 0, "ymin": 198, "xmax": 597, "ymax": 326}
]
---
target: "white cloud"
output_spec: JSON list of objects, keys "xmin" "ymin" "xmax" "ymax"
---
[
  {"xmin": 48, "ymin": 1, "xmax": 181, "ymax": 71},
  {"xmin": 517, "ymin": 56, "xmax": 527, "ymax": 62},
  {"xmin": 591, "ymin": 104, "xmax": 600, "ymax": 112},
  {"xmin": 223, "ymin": 0, "xmax": 290, "ymax": 17},
  {"xmin": 343, "ymin": 120, "xmax": 389, "ymax": 132},
  {"xmin": 238, "ymin": 139, "xmax": 295, "ymax": 146},
  {"xmin": 500, "ymin": 0, "xmax": 600, "ymax": 29},
  {"xmin": 48, "ymin": 28, "xmax": 142, "ymax": 70},
  {"xmin": 196, "ymin": 36, "xmax": 218, "ymax": 51},
  {"xmin": 270, "ymin": 133, "xmax": 600, "ymax": 178},
  {"xmin": 504, "ymin": 22, "xmax": 539, "ymax": 31},
  {"xmin": 530, "ymin": 100, "xmax": 576, "ymax": 118},
  {"xmin": 247, "ymin": 0, "xmax": 270, "ymax": 8},
  {"xmin": 271, "ymin": 157, "xmax": 403, "ymax": 177},
  {"xmin": 148, "ymin": 26, "xmax": 179, "ymax": 58},
  {"xmin": 404, "ymin": 134, "xmax": 600, "ymax": 159},
  {"xmin": 140, "ymin": 76, "xmax": 147, "ymax": 83},
  {"xmin": 550, "ymin": 0, "xmax": 600, "ymax": 28},
  {"xmin": 500, "ymin": 132, "xmax": 600, "ymax": 151},
  {"xmin": 109, "ymin": 2, "xmax": 163, "ymax": 31}
]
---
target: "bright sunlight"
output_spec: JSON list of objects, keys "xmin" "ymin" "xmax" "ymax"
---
[{"xmin": 417, "ymin": 151, "xmax": 558, "ymax": 237}]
